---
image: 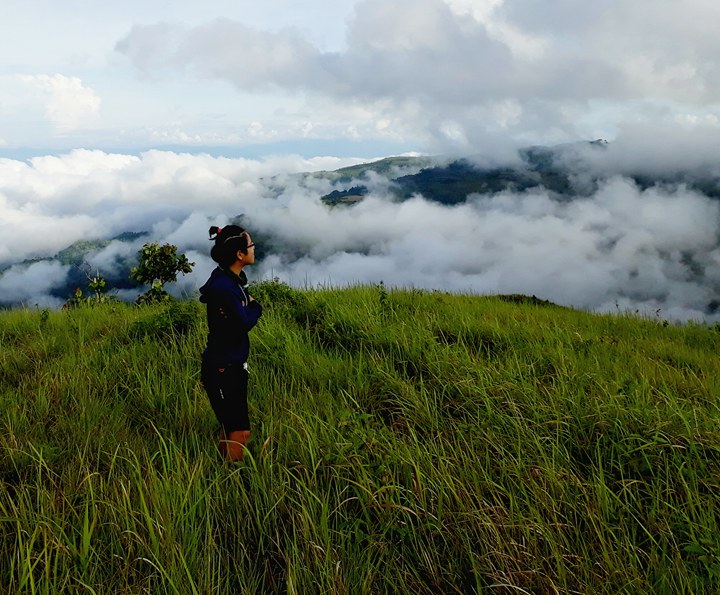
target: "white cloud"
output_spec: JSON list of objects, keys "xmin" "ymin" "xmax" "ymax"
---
[
  {"xmin": 0, "ymin": 260, "xmax": 70, "ymax": 308},
  {"xmin": 496, "ymin": 0, "xmax": 720, "ymax": 103},
  {"xmin": 110, "ymin": 0, "xmax": 720, "ymax": 153},
  {"xmin": 0, "ymin": 149, "xmax": 365, "ymax": 267},
  {"xmin": 252, "ymin": 178, "xmax": 720, "ymax": 321},
  {"xmin": 2, "ymin": 0, "xmax": 720, "ymax": 155},
  {"xmin": 19, "ymin": 74, "xmax": 101, "ymax": 130}
]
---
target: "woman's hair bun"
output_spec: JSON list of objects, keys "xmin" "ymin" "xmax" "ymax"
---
[{"xmin": 209, "ymin": 224, "xmax": 248, "ymax": 265}]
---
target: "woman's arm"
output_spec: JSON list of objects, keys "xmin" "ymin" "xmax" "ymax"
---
[{"xmin": 216, "ymin": 287, "xmax": 262, "ymax": 332}]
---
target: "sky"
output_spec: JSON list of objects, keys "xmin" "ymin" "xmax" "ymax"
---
[
  {"xmin": 2, "ymin": 0, "xmax": 720, "ymax": 320},
  {"xmin": 3, "ymin": 0, "xmax": 720, "ymax": 156}
]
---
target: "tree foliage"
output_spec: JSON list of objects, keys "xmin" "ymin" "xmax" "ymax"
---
[{"xmin": 130, "ymin": 242, "xmax": 194, "ymax": 304}]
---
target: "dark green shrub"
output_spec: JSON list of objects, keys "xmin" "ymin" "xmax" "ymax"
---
[{"xmin": 249, "ymin": 278, "xmax": 306, "ymax": 311}]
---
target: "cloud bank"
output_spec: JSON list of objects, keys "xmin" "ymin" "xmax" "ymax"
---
[
  {"xmin": 5, "ymin": 0, "xmax": 720, "ymax": 158},
  {"xmin": 113, "ymin": 0, "xmax": 720, "ymax": 152},
  {"xmin": 1, "ymin": 133, "xmax": 720, "ymax": 322}
]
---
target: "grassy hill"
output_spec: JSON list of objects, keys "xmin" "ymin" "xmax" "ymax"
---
[{"xmin": 1, "ymin": 283, "xmax": 720, "ymax": 593}]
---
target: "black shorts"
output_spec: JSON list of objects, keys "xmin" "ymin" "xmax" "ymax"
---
[{"xmin": 201, "ymin": 361, "xmax": 250, "ymax": 433}]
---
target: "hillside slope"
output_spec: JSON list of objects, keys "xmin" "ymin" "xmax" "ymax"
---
[{"xmin": 1, "ymin": 284, "xmax": 720, "ymax": 593}]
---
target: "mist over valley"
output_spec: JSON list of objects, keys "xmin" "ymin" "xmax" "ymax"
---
[{"xmin": 1, "ymin": 138, "xmax": 720, "ymax": 322}]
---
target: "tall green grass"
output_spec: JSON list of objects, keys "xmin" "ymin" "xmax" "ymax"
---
[{"xmin": 1, "ymin": 284, "xmax": 719, "ymax": 593}]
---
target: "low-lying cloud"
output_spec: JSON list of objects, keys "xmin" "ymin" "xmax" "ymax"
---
[
  {"xmin": 0, "ymin": 261, "xmax": 71, "ymax": 309},
  {"xmin": 1, "ymin": 135, "xmax": 720, "ymax": 322},
  {"xmin": 251, "ymin": 179, "xmax": 720, "ymax": 321}
]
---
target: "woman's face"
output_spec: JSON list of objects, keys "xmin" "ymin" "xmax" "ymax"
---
[{"xmin": 238, "ymin": 233, "xmax": 256, "ymax": 265}]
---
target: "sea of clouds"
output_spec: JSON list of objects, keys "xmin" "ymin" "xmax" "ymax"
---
[{"xmin": 1, "ymin": 133, "xmax": 719, "ymax": 322}]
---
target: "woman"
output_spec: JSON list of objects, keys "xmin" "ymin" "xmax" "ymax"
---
[{"xmin": 199, "ymin": 224, "xmax": 262, "ymax": 461}]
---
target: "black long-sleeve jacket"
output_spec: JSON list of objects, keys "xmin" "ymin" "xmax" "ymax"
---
[{"xmin": 199, "ymin": 267, "xmax": 263, "ymax": 366}]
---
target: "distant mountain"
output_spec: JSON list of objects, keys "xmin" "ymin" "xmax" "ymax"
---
[
  {"xmin": 318, "ymin": 147, "xmax": 579, "ymax": 205},
  {"xmin": 319, "ymin": 140, "xmax": 720, "ymax": 206},
  {"xmin": 54, "ymin": 232, "xmax": 149, "ymax": 299},
  {"xmin": 392, "ymin": 160, "xmax": 571, "ymax": 204},
  {"xmin": 55, "ymin": 232, "xmax": 147, "ymax": 267},
  {"xmin": 313, "ymin": 155, "xmax": 433, "ymax": 184}
]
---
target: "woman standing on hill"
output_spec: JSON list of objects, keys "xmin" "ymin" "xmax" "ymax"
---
[{"xmin": 199, "ymin": 225, "xmax": 262, "ymax": 461}]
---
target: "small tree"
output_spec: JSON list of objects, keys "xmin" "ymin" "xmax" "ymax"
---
[
  {"xmin": 64, "ymin": 268, "xmax": 114, "ymax": 308},
  {"xmin": 87, "ymin": 270, "xmax": 115, "ymax": 304},
  {"xmin": 130, "ymin": 242, "xmax": 194, "ymax": 304}
]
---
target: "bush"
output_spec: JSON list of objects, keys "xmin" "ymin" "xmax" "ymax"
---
[
  {"xmin": 250, "ymin": 278, "xmax": 309, "ymax": 316},
  {"xmin": 130, "ymin": 300, "xmax": 201, "ymax": 340}
]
